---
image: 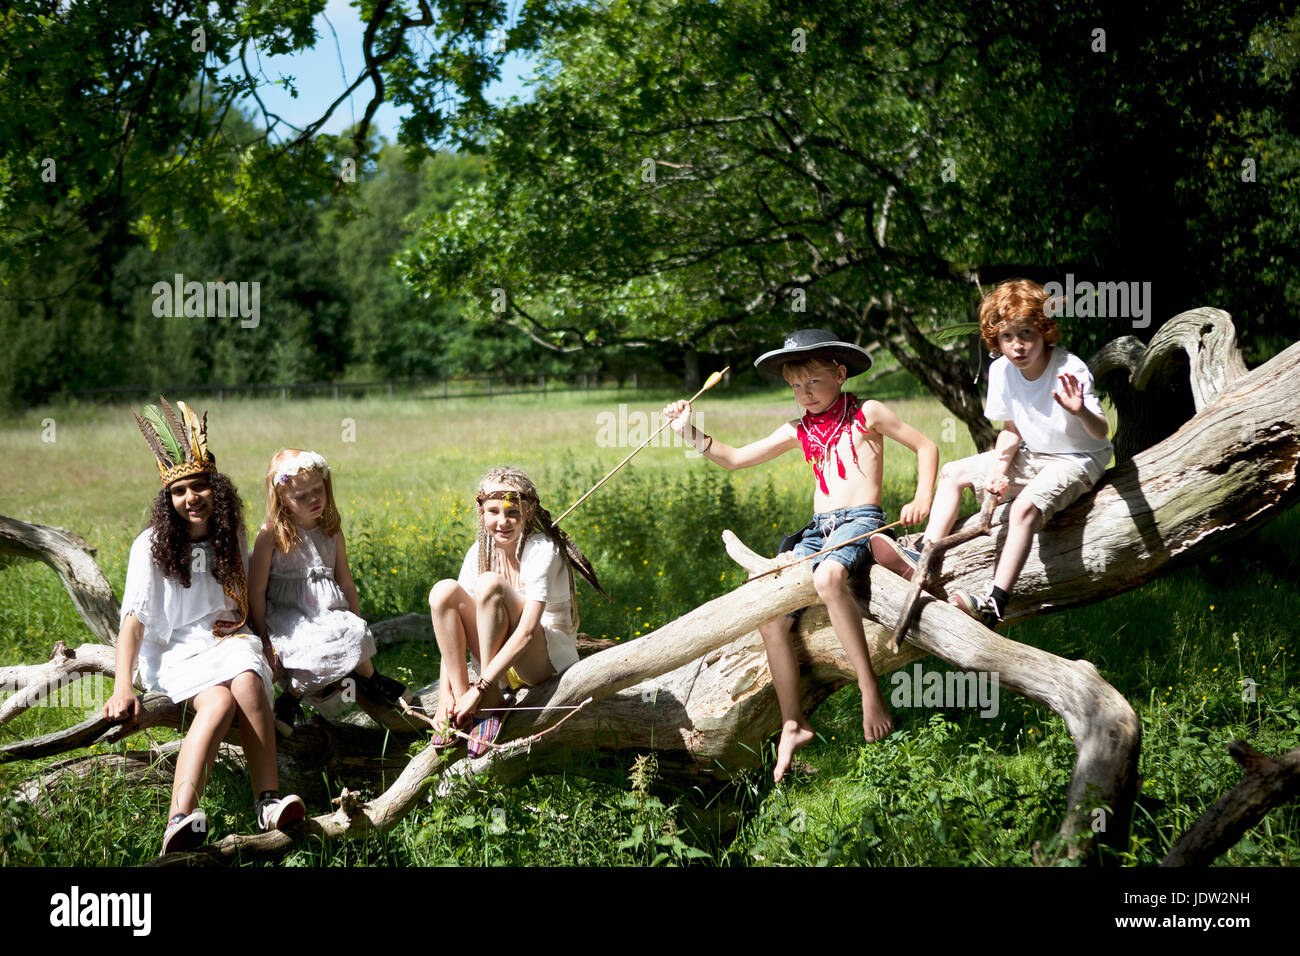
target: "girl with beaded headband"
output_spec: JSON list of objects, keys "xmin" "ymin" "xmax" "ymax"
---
[
  {"xmin": 428, "ymin": 466, "xmax": 606, "ymax": 755},
  {"xmin": 249, "ymin": 449, "xmax": 406, "ymax": 736},
  {"xmin": 104, "ymin": 398, "xmax": 305, "ymax": 855}
]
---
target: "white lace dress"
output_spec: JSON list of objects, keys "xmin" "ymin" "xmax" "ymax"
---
[
  {"xmin": 264, "ymin": 525, "xmax": 376, "ymax": 705},
  {"xmin": 121, "ymin": 530, "xmax": 273, "ymax": 704}
]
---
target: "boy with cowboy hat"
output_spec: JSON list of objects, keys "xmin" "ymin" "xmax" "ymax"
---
[{"xmin": 664, "ymin": 329, "xmax": 937, "ymax": 781}]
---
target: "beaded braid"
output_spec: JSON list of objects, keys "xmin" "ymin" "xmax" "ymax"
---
[{"xmin": 474, "ymin": 467, "xmax": 607, "ymax": 632}]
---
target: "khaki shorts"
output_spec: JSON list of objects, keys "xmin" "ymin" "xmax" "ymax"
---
[{"xmin": 941, "ymin": 445, "xmax": 1101, "ymax": 522}]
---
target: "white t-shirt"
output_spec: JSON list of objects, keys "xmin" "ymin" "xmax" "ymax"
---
[
  {"xmin": 984, "ymin": 347, "xmax": 1113, "ymax": 474},
  {"xmin": 458, "ymin": 534, "xmax": 575, "ymax": 635}
]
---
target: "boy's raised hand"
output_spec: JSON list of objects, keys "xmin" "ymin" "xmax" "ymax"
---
[
  {"xmin": 662, "ymin": 399, "xmax": 693, "ymax": 433},
  {"xmin": 1053, "ymin": 372, "xmax": 1086, "ymax": 415}
]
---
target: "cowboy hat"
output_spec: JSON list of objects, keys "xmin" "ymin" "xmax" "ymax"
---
[{"xmin": 753, "ymin": 328, "xmax": 872, "ymax": 381}]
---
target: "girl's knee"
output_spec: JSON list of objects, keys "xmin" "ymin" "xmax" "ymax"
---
[
  {"xmin": 474, "ymin": 571, "xmax": 507, "ymax": 601},
  {"xmin": 231, "ymin": 670, "xmax": 262, "ymax": 694},
  {"xmin": 429, "ymin": 578, "xmax": 460, "ymax": 609},
  {"xmin": 195, "ymin": 686, "xmax": 236, "ymax": 721}
]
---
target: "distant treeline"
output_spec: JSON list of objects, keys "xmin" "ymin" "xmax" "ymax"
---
[{"xmin": 0, "ymin": 146, "xmax": 654, "ymax": 410}]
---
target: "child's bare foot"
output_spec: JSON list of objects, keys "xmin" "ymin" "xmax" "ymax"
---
[
  {"xmin": 860, "ymin": 682, "xmax": 894, "ymax": 742},
  {"xmin": 774, "ymin": 720, "xmax": 816, "ymax": 782}
]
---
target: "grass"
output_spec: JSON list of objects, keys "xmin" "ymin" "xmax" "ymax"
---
[{"xmin": 2, "ymin": 384, "xmax": 1297, "ymax": 866}]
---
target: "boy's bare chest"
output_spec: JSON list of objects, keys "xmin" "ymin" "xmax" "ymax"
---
[{"xmin": 805, "ymin": 425, "xmax": 884, "ymax": 499}]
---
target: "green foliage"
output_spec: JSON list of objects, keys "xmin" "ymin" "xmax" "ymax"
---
[{"xmin": 0, "ymin": 795, "xmax": 38, "ymax": 865}]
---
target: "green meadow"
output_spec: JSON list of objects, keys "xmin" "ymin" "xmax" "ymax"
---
[{"xmin": 2, "ymin": 379, "xmax": 1297, "ymax": 866}]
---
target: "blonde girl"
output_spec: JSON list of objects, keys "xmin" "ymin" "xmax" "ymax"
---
[
  {"xmin": 249, "ymin": 449, "xmax": 404, "ymax": 735},
  {"xmin": 427, "ymin": 467, "xmax": 605, "ymax": 755}
]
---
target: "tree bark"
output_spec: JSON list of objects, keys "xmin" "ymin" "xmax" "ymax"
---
[
  {"xmin": 0, "ymin": 517, "xmax": 120, "ymax": 644},
  {"xmin": 1089, "ymin": 307, "xmax": 1243, "ymax": 462}
]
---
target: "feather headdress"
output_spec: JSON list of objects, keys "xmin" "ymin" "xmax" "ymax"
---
[{"xmin": 133, "ymin": 396, "xmax": 217, "ymax": 485}]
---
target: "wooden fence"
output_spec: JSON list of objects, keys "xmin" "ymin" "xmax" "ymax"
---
[{"xmin": 70, "ymin": 372, "xmax": 661, "ymax": 404}]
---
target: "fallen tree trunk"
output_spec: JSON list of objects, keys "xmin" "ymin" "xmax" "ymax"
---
[
  {"xmin": 0, "ymin": 517, "xmax": 120, "ymax": 644},
  {"xmin": 2, "ymin": 311, "xmax": 1297, "ymax": 866}
]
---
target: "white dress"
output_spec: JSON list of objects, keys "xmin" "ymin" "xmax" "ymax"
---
[
  {"xmin": 264, "ymin": 524, "xmax": 376, "ymax": 704},
  {"xmin": 120, "ymin": 530, "xmax": 273, "ymax": 704},
  {"xmin": 457, "ymin": 534, "xmax": 581, "ymax": 676}
]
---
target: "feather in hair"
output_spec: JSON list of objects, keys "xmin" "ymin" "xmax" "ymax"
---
[
  {"xmin": 564, "ymin": 543, "xmax": 609, "ymax": 600},
  {"xmin": 133, "ymin": 410, "xmax": 172, "ymax": 465},
  {"xmin": 176, "ymin": 401, "xmax": 205, "ymax": 462},
  {"xmin": 157, "ymin": 397, "xmax": 193, "ymax": 462},
  {"xmin": 140, "ymin": 405, "xmax": 183, "ymax": 465}
]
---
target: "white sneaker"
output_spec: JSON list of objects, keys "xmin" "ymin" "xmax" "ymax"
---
[
  {"xmin": 161, "ymin": 808, "xmax": 209, "ymax": 854},
  {"xmin": 256, "ymin": 793, "xmax": 307, "ymax": 832}
]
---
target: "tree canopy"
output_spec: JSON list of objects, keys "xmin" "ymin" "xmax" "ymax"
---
[
  {"xmin": 2, "ymin": 1, "xmax": 1297, "ymax": 418},
  {"xmin": 404, "ymin": 0, "xmax": 1300, "ymax": 441}
]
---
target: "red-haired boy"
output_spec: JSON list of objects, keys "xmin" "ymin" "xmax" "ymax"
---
[{"xmin": 872, "ymin": 279, "xmax": 1113, "ymax": 626}]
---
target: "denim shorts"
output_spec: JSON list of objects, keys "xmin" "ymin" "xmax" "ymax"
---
[{"xmin": 779, "ymin": 505, "xmax": 888, "ymax": 574}]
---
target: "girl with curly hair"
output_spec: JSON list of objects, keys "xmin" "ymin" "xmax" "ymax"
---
[{"xmin": 102, "ymin": 399, "xmax": 304, "ymax": 854}]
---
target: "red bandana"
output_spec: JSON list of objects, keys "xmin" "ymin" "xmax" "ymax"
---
[{"xmin": 797, "ymin": 393, "xmax": 872, "ymax": 494}]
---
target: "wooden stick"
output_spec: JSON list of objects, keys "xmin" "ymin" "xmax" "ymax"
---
[
  {"xmin": 889, "ymin": 495, "xmax": 997, "ymax": 651},
  {"xmin": 746, "ymin": 517, "xmax": 909, "ymax": 582},
  {"xmin": 554, "ymin": 366, "xmax": 730, "ymax": 525}
]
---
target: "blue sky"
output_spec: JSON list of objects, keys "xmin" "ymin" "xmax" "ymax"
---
[{"xmin": 233, "ymin": 0, "xmax": 535, "ymax": 144}]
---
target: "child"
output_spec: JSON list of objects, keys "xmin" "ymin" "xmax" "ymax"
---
[
  {"xmin": 663, "ymin": 329, "xmax": 938, "ymax": 782},
  {"xmin": 871, "ymin": 279, "xmax": 1112, "ymax": 626},
  {"xmin": 103, "ymin": 398, "xmax": 305, "ymax": 854},
  {"xmin": 427, "ymin": 467, "xmax": 605, "ymax": 756},
  {"xmin": 248, "ymin": 449, "xmax": 405, "ymax": 736}
]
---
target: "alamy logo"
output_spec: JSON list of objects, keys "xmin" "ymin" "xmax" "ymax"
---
[
  {"xmin": 151, "ymin": 273, "xmax": 260, "ymax": 328},
  {"xmin": 889, "ymin": 663, "xmax": 1000, "ymax": 717},
  {"xmin": 596, "ymin": 405, "xmax": 703, "ymax": 458},
  {"xmin": 1043, "ymin": 273, "xmax": 1152, "ymax": 329},
  {"xmin": 0, "ymin": 672, "xmax": 108, "ymax": 708},
  {"xmin": 49, "ymin": 886, "xmax": 151, "ymax": 936}
]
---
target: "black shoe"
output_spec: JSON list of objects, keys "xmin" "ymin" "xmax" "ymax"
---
[
  {"xmin": 950, "ymin": 589, "xmax": 1002, "ymax": 629},
  {"xmin": 358, "ymin": 669, "xmax": 407, "ymax": 705},
  {"xmin": 273, "ymin": 692, "xmax": 303, "ymax": 736}
]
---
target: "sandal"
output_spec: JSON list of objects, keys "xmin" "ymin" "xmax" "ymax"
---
[
  {"xmin": 430, "ymin": 716, "xmax": 460, "ymax": 748},
  {"xmin": 467, "ymin": 712, "xmax": 505, "ymax": 758}
]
